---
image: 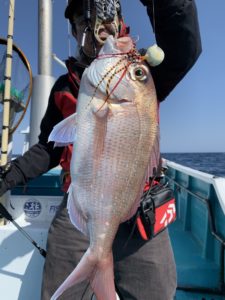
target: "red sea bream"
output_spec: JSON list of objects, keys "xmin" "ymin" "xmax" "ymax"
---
[{"xmin": 49, "ymin": 35, "xmax": 160, "ymax": 300}]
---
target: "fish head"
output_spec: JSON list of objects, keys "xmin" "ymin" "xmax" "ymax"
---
[{"xmin": 85, "ymin": 35, "xmax": 156, "ymax": 115}]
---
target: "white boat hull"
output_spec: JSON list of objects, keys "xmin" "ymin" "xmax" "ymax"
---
[{"xmin": 0, "ymin": 194, "xmax": 62, "ymax": 300}]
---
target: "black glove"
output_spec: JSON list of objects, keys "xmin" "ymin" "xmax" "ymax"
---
[{"xmin": 0, "ymin": 165, "xmax": 12, "ymax": 197}]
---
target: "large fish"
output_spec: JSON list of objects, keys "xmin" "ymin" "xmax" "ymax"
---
[{"xmin": 49, "ymin": 35, "xmax": 160, "ymax": 300}]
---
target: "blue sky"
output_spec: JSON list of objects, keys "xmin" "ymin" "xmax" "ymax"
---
[{"xmin": 0, "ymin": 0, "xmax": 225, "ymax": 154}]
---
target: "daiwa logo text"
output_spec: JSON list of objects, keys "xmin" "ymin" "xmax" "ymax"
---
[{"xmin": 160, "ymin": 203, "xmax": 176, "ymax": 227}]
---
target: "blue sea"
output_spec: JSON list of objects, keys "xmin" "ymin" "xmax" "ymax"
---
[{"xmin": 162, "ymin": 152, "xmax": 225, "ymax": 178}]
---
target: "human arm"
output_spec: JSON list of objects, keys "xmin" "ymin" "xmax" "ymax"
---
[
  {"xmin": 140, "ymin": 0, "xmax": 202, "ymax": 101},
  {"xmin": 0, "ymin": 77, "xmax": 67, "ymax": 196}
]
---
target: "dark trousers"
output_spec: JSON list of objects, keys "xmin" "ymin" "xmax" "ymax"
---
[{"xmin": 41, "ymin": 195, "xmax": 177, "ymax": 300}]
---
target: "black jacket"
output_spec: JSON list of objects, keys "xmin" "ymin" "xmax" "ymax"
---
[{"xmin": 0, "ymin": 0, "xmax": 202, "ymax": 195}]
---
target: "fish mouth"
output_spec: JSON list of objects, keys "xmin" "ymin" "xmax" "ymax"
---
[
  {"xmin": 98, "ymin": 28, "xmax": 111, "ymax": 41},
  {"xmin": 95, "ymin": 23, "xmax": 118, "ymax": 44}
]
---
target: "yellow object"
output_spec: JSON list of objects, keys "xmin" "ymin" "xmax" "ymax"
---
[{"xmin": 143, "ymin": 44, "xmax": 165, "ymax": 67}]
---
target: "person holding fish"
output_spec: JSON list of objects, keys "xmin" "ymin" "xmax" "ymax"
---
[{"xmin": 0, "ymin": 0, "xmax": 201, "ymax": 299}]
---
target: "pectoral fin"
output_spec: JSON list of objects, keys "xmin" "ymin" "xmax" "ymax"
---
[{"xmin": 48, "ymin": 113, "xmax": 77, "ymax": 146}]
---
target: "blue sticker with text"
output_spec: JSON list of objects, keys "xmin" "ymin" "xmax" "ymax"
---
[{"xmin": 24, "ymin": 200, "xmax": 42, "ymax": 218}]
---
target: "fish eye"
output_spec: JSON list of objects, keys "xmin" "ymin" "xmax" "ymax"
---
[{"xmin": 131, "ymin": 66, "xmax": 148, "ymax": 81}]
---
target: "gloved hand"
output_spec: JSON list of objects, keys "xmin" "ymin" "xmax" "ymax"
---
[{"xmin": 0, "ymin": 166, "xmax": 11, "ymax": 197}]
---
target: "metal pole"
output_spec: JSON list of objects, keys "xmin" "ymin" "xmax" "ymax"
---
[
  {"xmin": 29, "ymin": 0, "xmax": 55, "ymax": 147},
  {"xmin": 52, "ymin": 53, "xmax": 67, "ymax": 69},
  {"xmin": 38, "ymin": 0, "xmax": 52, "ymax": 75}
]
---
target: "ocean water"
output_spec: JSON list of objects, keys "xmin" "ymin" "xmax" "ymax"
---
[{"xmin": 162, "ymin": 152, "xmax": 225, "ymax": 178}]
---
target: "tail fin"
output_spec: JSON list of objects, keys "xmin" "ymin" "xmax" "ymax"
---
[
  {"xmin": 90, "ymin": 251, "xmax": 117, "ymax": 300},
  {"xmin": 50, "ymin": 248, "xmax": 117, "ymax": 300}
]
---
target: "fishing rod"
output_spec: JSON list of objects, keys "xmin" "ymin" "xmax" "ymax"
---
[
  {"xmin": 0, "ymin": 1, "xmax": 32, "ymax": 226},
  {"xmin": 0, "ymin": 1, "xmax": 40, "ymax": 257},
  {"xmin": 0, "ymin": 0, "xmax": 16, "ymax": 227},
  {"xmin": 0, "ymin": 203, "xmax": 47, "ymax": 258},
  {"xmin": 0, "ymin": 0, "xmax": 15, "ymax": 170}
]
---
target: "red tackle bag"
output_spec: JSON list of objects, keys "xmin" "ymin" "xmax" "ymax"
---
[{"xmin": 136, "ymin": 182, "xmax": 176, "ymax": 240}]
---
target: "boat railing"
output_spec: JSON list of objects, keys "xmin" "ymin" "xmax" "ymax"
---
[{"xmin": 163, "ymin": 159, "xmax": 225, "ymax": 297}]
